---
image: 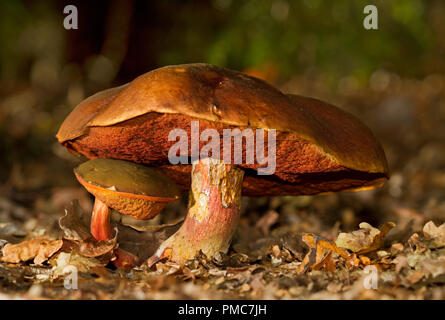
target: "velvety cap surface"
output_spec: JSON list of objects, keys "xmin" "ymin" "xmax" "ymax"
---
[{"xmin": 74, "ymin": 159, "xmax": 180, "ymax": 199}]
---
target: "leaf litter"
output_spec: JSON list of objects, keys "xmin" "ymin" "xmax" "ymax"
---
[
  {"xmin": 1, "ymin": 77, "xmax": 445, "ymax": 300},
  {"xmin": 1, "ymin": 195, "xmax": 444, "ymax": 300}
]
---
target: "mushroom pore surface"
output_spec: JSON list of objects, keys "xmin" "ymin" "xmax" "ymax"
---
[{"xmin": 67, "ymin": 112, "xmax": 387, "ymax": 196}]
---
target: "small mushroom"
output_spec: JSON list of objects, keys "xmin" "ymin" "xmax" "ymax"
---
[
  {"xmin": 57, "ymin": 63, "xmax": 389, "ymax": 266},
  {"xmin": 74, "ymin": 158, "xmax": 180, "ymax": 267}
]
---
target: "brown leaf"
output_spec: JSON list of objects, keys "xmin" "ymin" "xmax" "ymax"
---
[
  {"xmin": 335, "ymin": 222, "xmax": 395, "ymax": 254},
  {"xmin": 357, "ymin": 222, "xmax": 395, "ymax": 254},
  {"xmin": 212, "ymin": 251, "xmax": 253, "ymax": 269},
  {"xmin": 298, "ymin": 233, "xmax": 354, "ymax": 274},
  {"xmin": 407, "ymin": 233, "xmax": 427, "ymax": 253},
  {"xmin": 51, "ymin": 251, "xmax": 106, "ymax": 276},
  {"xmin": 390, "ymin": 243, "xmax": 404, "ymax": 254},
  {"xmin": 249, "ymin": 272, "xmax": 265, "ymax": 298},
  {"xmin": 116, "ymin": 221, "xmax": 181, "ymax": 260},
  {"xmin": 1, "ymin": 237, "xmax": 63, "ymax": 265},
  {"xmin": 75, "ymin": 233, "xmax": 117, "ymax": 258},
  {"xmin": 59, "ymin": 200, "xmax": 91, "ymax": 241},
  {"xmin": 335, "ymin": 223, "xmax": 379, "ymax": 252},
  {"xmin": 392, "ymin": 254, "xmax": 409, "ymax": 273},
  {"xmin": 313, "ymin": 252, "xmax": 336, "ymax": 272},
  {"xmin": 418, "ymin": 257, "xmax": 445, "ymax": 279},
  {"xmin": 359, "ymin": 255, "xmax": 371, "ymax": 266},
  {"xmin": 58, "ymin": 202, "xmax": 117, "ymax": 262},
  {"xmin": 423, "ymin": 221, "xmax": 445, "ymax": 248},
  {"xmin": 59, "ymin": 200, "xmax": 179, "ymax": 261},
  {"xmin": 281, "ymin": 232, "xmax": 306, "ymax": 261}
]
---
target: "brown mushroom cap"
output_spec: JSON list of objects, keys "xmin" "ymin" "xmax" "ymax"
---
[
  {"xmin": 58, "ymin": 63, "xmax": 388, "ymax": 196},
  {"xmin": 74, "ymin": 159, "xmax": 180, "ymax": 219}
]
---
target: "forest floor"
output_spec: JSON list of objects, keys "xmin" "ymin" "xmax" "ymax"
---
[{"xmin": 1, "ymin": 72, "xmax": 445, "ymax": 299}]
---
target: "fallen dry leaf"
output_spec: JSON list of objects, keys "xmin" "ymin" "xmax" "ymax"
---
[
  {"xmin": 1, "ymin": 237, "xmax": 63, "ymax": 265},
  {"xmin": 335, "ymin": 222, "xmax": 395, "ymax": 254},
  {"xmin": 298, "ymin": 233, "xmax": 356, "ymax": 274},
  {"xmin": 60, "ymin": 200, "xmax": 182, "ymax": 261},
  {"xmin": 423, "ymin": 221, "xmax": 445, "ymax": 248},
  {"xmin": 72, "ymin": 234, "xmax": 117, "ymax": 258},
  {"xmin": 418, "ymin": 257, "xmax": 445, "ymax": 279},
  {"xmin": 313, "ymin": 252, "xmax": 337, "ymax": 272},
  {"xmin": 335, "ymin": 223, "xmax": 380, "ymax": 252},
  {"xmin": 392, "ymin": 254, "xmax": 409, "ymax": 273},
  {"xmin": 391, "ymin": 243, "xmax": 404, "ymax": 254},
  {"xmin": 59, "ymin": 201, "xmax": 91, "ymax": 241},
  {"xmin": 59, "ymin": 202, "xmax": 117, "ymax": 257},
  {"xmin": 117, "ymin": 223, "xmax": 181, "ymax": 260},
  {"xmin": 407, "ymin": 233, "xmax": 428, "ymax": 253},
  {"xmin": 359, "ymin": 255, "xmax": 371, "ymax": 265},
  {"xmin": 51, "ymin": 251, "xmax": 106, "ymax": 277}
]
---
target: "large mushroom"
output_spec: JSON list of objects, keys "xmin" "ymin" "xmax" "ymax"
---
[{"xmin": 57, "ymin": 63, "xmax": 389, "ymax": 266}]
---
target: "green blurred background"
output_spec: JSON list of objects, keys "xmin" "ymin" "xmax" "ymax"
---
[{"xmin": 0, "ymin": 0, "xmax": 444, "ymax": 231}]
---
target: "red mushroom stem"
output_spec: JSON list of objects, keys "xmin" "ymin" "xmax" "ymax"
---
[
  {"xmin": 90, "ymin": 198, "xmax": 112, "ymax": 241},
  {"xmin": 148, "ymin": 157, "xmax": 244, "ymax": 266},
  {"xmin": 90, "ymin": 198, "xmax": 141, "ymax": 269}
]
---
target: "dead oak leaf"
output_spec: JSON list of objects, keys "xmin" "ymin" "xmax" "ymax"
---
[
  {"xmin": 51, "ymin": 251, "xmax": 106, "ymax": 277},
  {"xmin": 313, "ymin": 252, "xmax": 336, "ymax": 272},
  {"xmin": 407, "ymin": 233, "xmax": 428, "ymax": 253},
  {"xmin": 335, "ymin": 222, "xmax": 395, "ymax": 254},
  {"xmin": 392, "ymin": 254, "xmax": 409, "ymax": 273},
  {"xmin": 298, "ymin": 233, "xmax": 357, "ymax": 274},
  {"xmin": 1, "ymin": 237, "xmax": 63, "ymax": 265},
  {"xmin": 75, "ymin": 229, "xmax": 117, "ymax": 258},
  {"xmin": 58, "ymin": 201, "xmax": 91, "ymax": 241},
  {"xmin": 418, "ymin": 257, "xmax": 445, "ymax": 280},
  {"xmin": 58, "ymin": 201, "xmax": 120, "ymax": 264},
  {"xmin": 423, "ymin": 221, "xmax": 445, "ymax": 248},
  {"xmin": 335, "ymin": 223, "xmax": 379, "ymax": 252}
]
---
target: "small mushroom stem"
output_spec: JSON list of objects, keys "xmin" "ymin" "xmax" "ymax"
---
[
  {"xmin": 90, "ymin": 198, "xmax": 141, "ymax": 269},
  {"xmin": 148, "ymin": 158, "xmax": 244, "ymax": 266},
  {"xmin": 90, "ymin": 198, "xmax": 112, "ymax": 241}
]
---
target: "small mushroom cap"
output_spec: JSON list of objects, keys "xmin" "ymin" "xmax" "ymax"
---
[
  {"xmin": 59, "ymin": 63, "xmax": 389, "ymax": 196},
  {"xmin": 74, "ymin": 159, "xmax": 180, "ymax": 220}
]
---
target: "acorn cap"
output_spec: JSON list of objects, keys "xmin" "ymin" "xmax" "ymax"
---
[
  {"xmin": 74, "ymin": 159, "xmax": 180, "ymax": 220},
  {"xmin": 58, "ymin": 63, "xmax": 389, "ymax": 196}
]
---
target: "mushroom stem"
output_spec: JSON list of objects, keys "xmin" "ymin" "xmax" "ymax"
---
[
  {"xmin": 90, "ymin": 198, "xmax": 112, "ymax": 241},
  {"xmin": 148, "ymin": 158, "xmax": 244, "ymax": 266},
  {"xmin": 90, "ymin": 198, "xmax": 141, "ymax": 269}
]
